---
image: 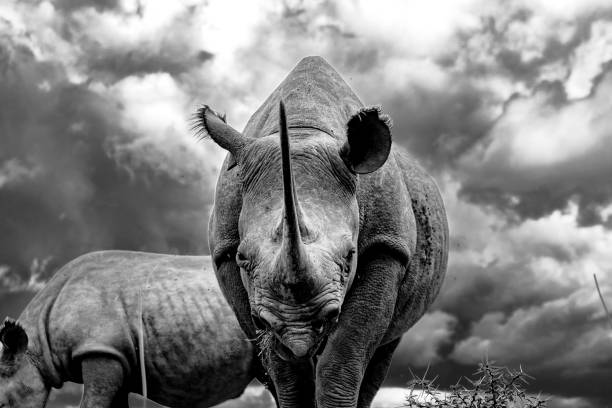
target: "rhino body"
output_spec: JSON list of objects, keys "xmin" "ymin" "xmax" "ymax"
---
[
  {"xmin": 4, "ymin": 251, "xmax": 258, "ymax": 408},
  {"xmin": 204, "ymin": 56, "xmax": 448, "ymax": 407}
]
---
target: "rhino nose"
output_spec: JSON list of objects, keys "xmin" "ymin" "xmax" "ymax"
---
[{"xmin": 285, "ymin": 339, "xmax": 310, "ymax": 358}]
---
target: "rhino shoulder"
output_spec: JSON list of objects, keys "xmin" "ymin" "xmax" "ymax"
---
[
  {"xmin": 394, "ymin": 148, "xmax": 449, "ymax": 310},
  {"xmin": 356, "ymin": 149, "xmax": 418, "ymax": 265},
  {"xmin": 393, "ymin": 149, "xmax": 449, "ymax": 256},
  {"xmin": 356, "ymin": 148, "xmax": 448, "ymax": 267}
]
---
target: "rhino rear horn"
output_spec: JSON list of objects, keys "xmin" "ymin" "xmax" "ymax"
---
[
  {"xmin": 340, "ymin": 106, "xmax": 392, "ymax": 174},
  {"xmin": 0, "ymin": 317, "xmax": 28, "ymax": 359},
  {"xmin": 194, "ymin": 105, "xmax": 252, "ymax": 169}
]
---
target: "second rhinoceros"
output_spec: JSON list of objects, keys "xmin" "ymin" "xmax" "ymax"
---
[
  {"xmin": 0, "ymin": 251, "xmax": 265, "ymax": 408},
  {"xmin": 198, "ymin": 56, "xmax": 448, "ymax": 407}
]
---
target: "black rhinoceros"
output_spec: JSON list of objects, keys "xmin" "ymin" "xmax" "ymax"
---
[
  {"xmin": 0, "ymin": 251, "xmax": 262, "ymax": 408},
  {"xmin": 198, "ymin": 56, "xmax": 448, "ymax": 407}
]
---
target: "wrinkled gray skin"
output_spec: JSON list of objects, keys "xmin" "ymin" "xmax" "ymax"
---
[
  {"xmin": 202, "ymin": 56, "xmax": 448, "ymax": 408},
  {"xmin": 0, "ymin": 251, "xmax": 260, "ymax": 408}
]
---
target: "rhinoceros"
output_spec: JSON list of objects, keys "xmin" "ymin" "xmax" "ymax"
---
[
  {"xmin": 0, "ymin": 251, "xmax": 265, "ymax": 408},
  {"xmin": 197, "ymin": 56, "xmax": 448, "ymax": 407}
]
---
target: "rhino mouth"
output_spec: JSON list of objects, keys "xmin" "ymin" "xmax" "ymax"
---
[
  {"xmin": 276, "ymin": 337, "xmax": 309, "ymax": 362},
  {"xmin": 255, "ymin": 327, "xmax": 330, "ymax": 363}
]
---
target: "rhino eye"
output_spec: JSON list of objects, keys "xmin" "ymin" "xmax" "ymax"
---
[
  {"xmin": 236, "ymin": 251, "xmax": 247, "ymax": 262},
  {"xmin": 345, "ymin": 248, "xmax": 355, "ymax": 264}
]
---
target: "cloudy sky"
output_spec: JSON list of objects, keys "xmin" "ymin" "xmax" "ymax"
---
[{"xmin": 1, "ymin": 0, "xmax": 612, "ymax": 407}]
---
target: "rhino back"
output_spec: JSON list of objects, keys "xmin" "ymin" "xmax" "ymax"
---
[
  {"xmin": 133, "ymin": 254, "xmax": 255, "ymax": 406},
  {"xmin": 243, "ymin": 56, "xmax": 362, "ymax": 140},
  {"xmin": 23, "ymin": 251, "xmax": 254, "ymax": 407}
]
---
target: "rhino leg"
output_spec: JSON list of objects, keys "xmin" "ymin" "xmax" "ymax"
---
[
  {"xmin": 108, "ymin": 391, "xmax": 129, "ymax": 408},
  {"xmin": 315, "ymin": 253, "xmax": 403, "ymax": 408},
  {"xmin": 356, "ymin": 337, "xmax": 401, "ymax": 408},
  {"xmin": 253, "ymin": 360, "xmax": 280, "ymax": 407},
  {"xmin": 79, "ymin": 355, "xmax": 128, "ymax": 408},
  {"xmin": 267, "ymin": 352, "xmax": 315, "ymax": 408}
]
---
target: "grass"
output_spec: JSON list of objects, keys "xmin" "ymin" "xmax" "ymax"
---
[
  {"xmin": 593, "ymin": 273, "xmax": 612, "ymax": 331},
  {"xmin": 138, "ymin": 270, "xmax": 154, "ymax": 408},
  {"xmin": 404, "ymin": 361, "xmax": 548, "ymax": 408},
  {"xmin": 138, "ymin": 285, "xmax": 148, "ymax": 408},
  {"xmin": 255, "ymin": 329, "xmax": 275, "ymax": 367}
]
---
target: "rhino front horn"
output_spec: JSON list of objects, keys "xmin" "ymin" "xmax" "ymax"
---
[{"xmin": 278, "ymin": 101, "xmax": 310, "ymax": 287}]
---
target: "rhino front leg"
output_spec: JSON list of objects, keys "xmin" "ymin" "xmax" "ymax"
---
[
  {"xmin": 267, "ymin": 352, "xmax": 316, "ymax": 408},
  {"xmin": 357, "ymin": 337, "xmax": 401, "ymax": 408},
  {"xmin": 316, "ymin": 253, "xmax": 403, "ymax": 408},
  {"xmin": 79, "ymin": 355, "xmax": 128, "ymax": 408}
]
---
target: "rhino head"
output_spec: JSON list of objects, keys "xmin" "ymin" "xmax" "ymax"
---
[
  {"xmin": 0, "ymin": 318, "xmax": 50, "ymax": 408},
  {"xmin": 199, "ymin": 100, "xmax": 391, "ymax": 361},
  {"xmin": 200, "ymin": 101, "xmax": 392, "ymax": 359}
]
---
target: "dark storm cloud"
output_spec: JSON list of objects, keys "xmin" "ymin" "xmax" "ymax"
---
[
  {"xmin": 442, "ymin": 7, "xmax": 612, "ymax": 86},
  {"xmin": 0, "ymin": 28, "xmax": 212, "ymax": 290},
  {"xmin": 441, "ymin": 11, "xmax": 612, "ymax": 225},
  {"xmin": 46, "ymin": 2, "xmax": 215, "ymax": 84},
  {"xmin": 84, "ymin": 47, "xmax": 214, "ymax": 82},
  {"xmin": 378, "ymin": 78, "xmax": 496, "ymax": 171},
  {"xmin": 425, "ymin": 181, "xmax": 612, "ymax": 399},
  {"xmin": 347, "ymin": 10, "xmax": 612, "ymax": 225},
  {"xmin": 457, "ymin": 67, "xmax": 612, "ymax": 226},
  {"xmin": 435, "ymin": 260, "xmax": 571, "ymax": 323},
  {"xmin": 322, "ymin": 4, "xmax": 612, "ymax": 225},
  {"xmin": 51, "ymin": 0, "xmax": 121, "ymax": 13}
]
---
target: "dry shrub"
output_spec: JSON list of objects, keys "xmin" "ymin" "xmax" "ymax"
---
[{"xmin": 405, "ymin": 360, "xmax": 548, "ymax": 408}]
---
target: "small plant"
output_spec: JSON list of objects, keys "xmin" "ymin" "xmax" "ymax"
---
[{"xmin": 404, "ymin": 361, "xmax": 548, "ymax": 408}]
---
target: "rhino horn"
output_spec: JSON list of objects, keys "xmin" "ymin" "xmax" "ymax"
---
[{"xmin": 278, "ymin": 101, "xmax": 310, "ymax": 284}]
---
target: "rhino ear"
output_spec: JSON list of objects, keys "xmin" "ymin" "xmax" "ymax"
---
[
  {"xmin": 194, "ymin": 105, "xmax": 251, "ymax": 170},
  {"xmin": 340, "ymin": 106, "xmax": 392, "ymax": 174},
  {"xmin": 0, "ymin": 317, "xmax": 28, "ymax": 359}
]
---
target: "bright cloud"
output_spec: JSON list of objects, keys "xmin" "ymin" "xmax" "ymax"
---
[
  {"xmin": 105, "ymin": 73, "xmax": 226, "ymax": 180},
  {"xmin": 458, "ymin": 68, "xmax": 612, "ymax": 224},
  {"xmin": 566, "ymin": 20, "xmax": 612, "ymax": 98}
]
